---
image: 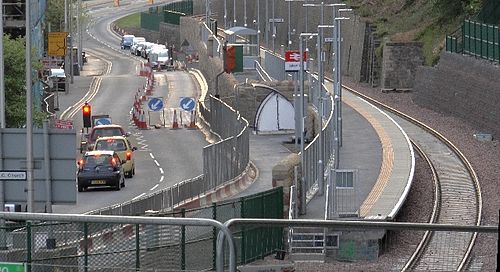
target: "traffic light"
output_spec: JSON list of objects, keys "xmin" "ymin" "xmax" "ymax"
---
[
  {"xmin": 224, "ymin": 45, "xmax": 236, "ymax": 73},
  {"xmin": 82, "ymin": 102, "xmax": 92, "ymax": 128}
]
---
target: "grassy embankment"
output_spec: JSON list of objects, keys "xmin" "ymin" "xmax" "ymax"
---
[
  {"xmin": 345, "ymin": 0, "xmax": 481, "ymax": 65},
  {"xmin": 114, "ymin": 13, "xmax": 141, "ymax": 29}
]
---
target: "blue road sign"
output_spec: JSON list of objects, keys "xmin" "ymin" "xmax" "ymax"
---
[
  {"xmin": 148, "ymin": 97, "xmax": 164, "ymax": 112},
  {"xmin": 95, "ymin": 117, "xmax": 112, "ymax": 126},
  {"xmin": 180, "ymin": 97, "xmax": 195, "ymax": 112}
]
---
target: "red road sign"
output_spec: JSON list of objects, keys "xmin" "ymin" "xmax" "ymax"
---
[
  {"xmin": 53, "ymin": 119, "xmax": 74, "ymax": 129},
  {"xmin": 285, "ymin": 50, "xmax": 307, "ymax": 62}
]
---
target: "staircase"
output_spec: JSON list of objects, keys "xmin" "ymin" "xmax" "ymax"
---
[{"xmin": 288, "ymin": 227, "xmax": 326, "ymax": 262}]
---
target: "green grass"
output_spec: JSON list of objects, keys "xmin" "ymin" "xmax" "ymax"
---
[{"xmin": 114, "ymin": 13, "xmax": 141, "ymax": 28}]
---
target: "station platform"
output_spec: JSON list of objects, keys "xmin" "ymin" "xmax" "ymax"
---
[{"xmin": 300, "ymin": 88, "xmax": 414, "ymax": 221}]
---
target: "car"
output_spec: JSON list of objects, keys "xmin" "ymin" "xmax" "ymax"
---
[
  {"xmin": 120, "ymin": 34, "xmax": 135, "ymax": 49},
  {"xmin": 134, "ymin": 42, "xmax": 147, "ymax": 56},
  {"xmin": 48, "ymin": 68, "xmax": 66, "ymax": 92},
  {"xmin": 80, "ymin": 124, "xmax": 131, "ymax": 153},
  {"xmin": 93, "ymin": 136, "xmax": 137, "ymax": 178},
  {"xmin": 130, "ymin": 37, "xmax": 146, "ymax": 54},
  {"xmin": 149, "ymin": 48, "xmax": 170, "ymax": 69},
  {"xmin": 77, "ymin": 150, "xmax": 125, "ymax": 192}
]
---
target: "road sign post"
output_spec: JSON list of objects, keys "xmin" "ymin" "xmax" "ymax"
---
[{"xmin": 0, "ymin": 262, "xmax": 26, "ymax": 272}]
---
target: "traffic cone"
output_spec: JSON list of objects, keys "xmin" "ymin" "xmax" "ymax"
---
[
  {"xmin": 139, "ymin": 110, "xmax": 147, "ymax": 130},
  {"xmin": 171, "ymin": 109, "xmax": 179, "ymax": 129},
  {"xmin": 187, "ymin": 110, "xmax": 197, "ymax": 129}
]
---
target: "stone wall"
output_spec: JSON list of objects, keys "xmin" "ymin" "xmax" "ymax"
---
[
  {"xmin": 179, "ymin": 17, "xmax": 238, "ymax": 99},
  {"xmin": 413, "ymin": 52, "xmax": 500, "ymax": 138},
  {"xmin": 381, "ymin": 42, "xmax": 423, "ymax": 91},
  {"xmin": 272, "ymin": 153, "xmax": 301, "ymax": 218}
]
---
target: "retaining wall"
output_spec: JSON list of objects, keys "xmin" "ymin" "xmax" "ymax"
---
[
  {"xmin": 381, "ymin": 42, "xmax": 424, "ymax": 91},
  {"xmin": 413, "ymin": 52, "xmax": 500, "ymax": 138}
]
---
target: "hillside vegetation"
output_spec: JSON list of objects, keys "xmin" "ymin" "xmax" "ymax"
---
[{"xmin": 345, "ymin": 0, "xmax": 484, "ymax": 65}]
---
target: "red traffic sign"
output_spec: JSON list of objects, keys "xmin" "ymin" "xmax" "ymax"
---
[
  {"xmin": 53, "ymin": 119, "xmax": 74, "ymax": 129},
  {"xmin": 285, "ymin": 50, "xmax": 307, "ymax": 62}
]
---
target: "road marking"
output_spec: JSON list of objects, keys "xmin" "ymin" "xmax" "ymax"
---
[
  {"xmin": 149, "ymin": 153, "xmax": 155, "ymax": 159},
  {"xmin": 159, "ymin": 176, "xmax": 164, "ymax": 182},
  {"xmin": 150, "ymin": 184, "xmax": 159, "ymax": 191},
  {"xmin": 132, "ymin": 193, "xmax": 146, "ymax": 201},
  {"xmin": 159, "ymin": 168, "xmax": 164, "ymax": 174},
  {"xmin": 154, "ymin": 160, "xmax": 160, "ymax": 166}
]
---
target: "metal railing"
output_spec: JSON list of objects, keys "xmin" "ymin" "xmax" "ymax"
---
[{"xmin": 255, "ymin": 60, "xmax": 274, "ymax": 82}]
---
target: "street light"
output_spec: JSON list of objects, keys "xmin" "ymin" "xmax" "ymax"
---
[{"xmin": 284, "ymin": 0, "xmax": 314, "ymax": 49}]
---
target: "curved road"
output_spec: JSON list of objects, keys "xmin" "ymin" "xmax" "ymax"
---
[{"xmin": 53, "ymin": 1, "xmax": 206, "ymax": 214}]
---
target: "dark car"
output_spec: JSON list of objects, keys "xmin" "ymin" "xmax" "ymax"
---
[
  {"xmin": 80, "ymin": 124, "xmax": 131, "ymax": 153},
  {"xmin": 77, "ymin": 150, "xmax": 125, "ymax": 192}
]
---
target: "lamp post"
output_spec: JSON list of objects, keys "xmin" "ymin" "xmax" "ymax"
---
[
  {"xmin": 233, "ymin": 0, "xmax": 236, "ymax": 26},
  {"xmin": 316, "ymin": 24, "xmax": 334, "ymax": 196},
  {"xmin": 26, "ymin": 0, "xmax": 34, "ymax": 213},
  {"xmin": 284, "ymin": 0, "xmax": 314, "ymax": 49},
  {"xmin": 244, "ymin": 0, "xmax": 247, "ymax": 27},
  {"xmin": 224, "ymin": 0, "xmax": 227, "ymax": 28},
  {"xmin": 299, "ymin": 32, "xmax": 318, "ymax": 215}
]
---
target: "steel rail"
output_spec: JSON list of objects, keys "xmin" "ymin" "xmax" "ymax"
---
[
  {"xmin": 341, "ymin": 84, "xmax": 482, "ymax": 271},
  {"xmin": 401, "ymin": 141, "xmax": 441, "ymax": 271}
]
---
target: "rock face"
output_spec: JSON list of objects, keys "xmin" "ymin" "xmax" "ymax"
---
[{"xmin": 413, "ymin": 52, "xmax": 500, "ymax": 138}]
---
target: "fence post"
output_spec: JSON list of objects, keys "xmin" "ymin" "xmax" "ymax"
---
[
  {"xmin": 212, "ymin": 202, "xmax": 217, "ymax": 270},
  {"xmin": 240, "ymin": 197, "xmax": 246, "ymax": 263},
  {"xmin": 135, "ymin": 224, "xmax": 140, "ymax": 270},
  {"xmin": 26, "ymin": 221, "xmax": 32, "ymax": 272},
  {"xmin": 181, "ymin": 208, "xmax": 186, "ymax": 270},
  {"xmin": 84, "ymin": 222, "xmax": 89, "ymax": 272}
]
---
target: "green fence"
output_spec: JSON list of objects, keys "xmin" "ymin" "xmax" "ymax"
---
[
  {"xmin": 446, "ymin": 20, "xmax": 500, "ymax": 63},
  {"xmin": 141, "ymin": 0, "xmax": 193, "ymax": 29},
  {"xmin": 0, "ymin": 187, "xmax": 283, "ymax": 271}
]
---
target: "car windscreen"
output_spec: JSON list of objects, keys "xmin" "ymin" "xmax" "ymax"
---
[
  {"xmin": 91, "ymin": 128, "xmax": 123, "ymax": 141},
  {"xmin": 123, "ymin": 37, "xmax": 134, "ymax": 43},
  {"xmin": 158, "ymin": 51, "xmax": 169, "ymax": 57},
  {"xmin": 95, "ymin": 139, "xmax": 127, "ymax": 151},
  {"xmin": 83, "ymin": 154, "xmax": 113, "ymax": 167}
]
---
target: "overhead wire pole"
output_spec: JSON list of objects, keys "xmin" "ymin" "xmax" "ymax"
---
[
  {"xmin": 0, "ymin": 0, "xmax": 6, "ymax": 250},
  {"xmin": 299, "ymin": 32, "xmax": 318, "ymax": 215},
  {"xmin": 26, "ymin": 0, "xmax": 34, "ymax": 213},
  {"xmin": 77, "ymin": 0, "xmax": 82, "ymax": 70},
  {"xmin": 224, "ymin": 0, "xmax": 227, "ymax": 29},
  {"xmin": 64, "ymin": 0, "xmax": 69, "ymax": 94}
]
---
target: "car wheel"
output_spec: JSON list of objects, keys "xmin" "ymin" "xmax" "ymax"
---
[
  {"xmin": 78, "ymin": 185, "xmax": 83, "ymax": 192},
  {"xmin": 115, "ymin": 179, "xmax": 121, "ymax": 191},
  {"xmin": 125, "ymin": 171, "xmax": 131, "ymax": 178},
  {"xmin": 132, "ymin": 168, "xmax": 135, "ymax": 176}
]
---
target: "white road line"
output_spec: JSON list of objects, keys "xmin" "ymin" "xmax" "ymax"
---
[
  {"xmin": 154, "ymin": 160, "xmax": 160, "ymax": 166},
  {"xmin": 159, "ymin": 168, "xmax": 164, "ymax": 174},
  {"xmin": 150, "ymin": 184, "xmax": 159, "ymax": 191},
  {"xmin": 132, "ymin": 193, "xmax": 146, "ymax": 201},
  {"xmin": 159, "ymin": 176, "xmax": 164, "ymax": 182},
  {"xmin": 149, "ymin": 153, "xmax": 155, "ymax": 159}
]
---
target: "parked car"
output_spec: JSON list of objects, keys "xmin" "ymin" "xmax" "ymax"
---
[
  {"xmin": 93, "ymin": 136, "xmax": 137, "ymax": 178},
  {"xmin": 130, "ymin": 37, "xmax": 146, "ymax": 54},
  {"xmin": 80, "ymin": 124, "xmax": 131, "ymax": 153},
  {"xmin": 77, "ymin": 150, "xmax": 125, "ymax": 192},
  {"xmin": 120, "ymin": 34, "xmax": 135, "ymax": 49}
]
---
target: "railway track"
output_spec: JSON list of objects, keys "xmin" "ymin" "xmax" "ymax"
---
[{"xmin": 342, "ymin": 85, "xmax": 482, "ymax": 271}]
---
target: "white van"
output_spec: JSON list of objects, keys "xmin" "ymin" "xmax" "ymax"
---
[
  {"xmin": 130, "ymin": 37, "xmax": 146, "ymax": 54},
  {"xmin": 120, "ymin": 34, "xmax": 135, "ymax": 49}
]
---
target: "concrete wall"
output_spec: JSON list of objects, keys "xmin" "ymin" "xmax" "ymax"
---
[
  {"xmin": 413, "ymin": 52, "xmax": 500, "ymax": 138},
  {"xmin": 381, "ymin": 42, "xmax": 424, "ymax": 91}
]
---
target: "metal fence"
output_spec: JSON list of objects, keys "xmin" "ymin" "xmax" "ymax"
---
[
  {"xmin": 0, "ymin": 188, "xmax": 283, "ymax": 272},
  {"xmin": 446, "ymin": 20, "xmax": 500, "ymax": 63}
]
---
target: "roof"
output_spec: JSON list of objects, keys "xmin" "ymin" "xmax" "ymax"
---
[
  {"xmin": 94, "ymin": 136, "xmax": 127, "ymax": 141},
  {"xmin": 92, "ymin": 124, "xmax": 123, "ymax": 129},
  {"xmin": 84, "ymin": 150, "xmax": 115, "ymax": 156},
  {"xmin": 225, "ymin": 26, "xmax": 258, "ymax": 36}
]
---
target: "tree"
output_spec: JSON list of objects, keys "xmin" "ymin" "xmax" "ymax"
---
[{"xmin": 3, "ymin": 34, "xmax": 46, "ymax": 128}]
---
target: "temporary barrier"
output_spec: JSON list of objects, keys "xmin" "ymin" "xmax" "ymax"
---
[{"xmin": 171, "ymin": 109, "xmax": 180, "ymax": 129}]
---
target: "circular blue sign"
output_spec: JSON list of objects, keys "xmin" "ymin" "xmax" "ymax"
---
[
  {"xmin": 148, "ymin": 97, "xmax": 164, "ymax": 112},
  {"xmin": 95, "ymin": 118, "xmax": 111, "ymax": 126},
  {"xmin": 180, "ymin": 97, "xmax": 195, "ymax": 112}
]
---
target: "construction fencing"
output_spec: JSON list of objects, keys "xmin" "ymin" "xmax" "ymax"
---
[{"xmin": 0, "ymin": 188, "xmax": 283, "ymax": 272}]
